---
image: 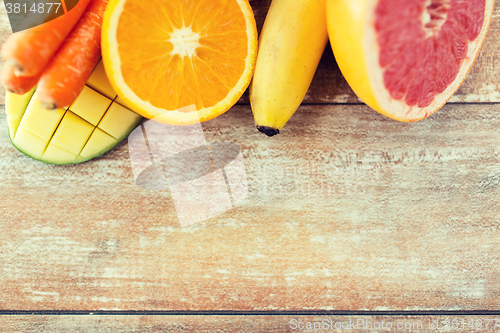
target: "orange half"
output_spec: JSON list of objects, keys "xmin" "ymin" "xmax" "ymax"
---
[{"xmin": 102, "ymin": 0, "xmax": 258, "ymax": 125}]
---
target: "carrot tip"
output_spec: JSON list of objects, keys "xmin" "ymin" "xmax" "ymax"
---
[
  {"xmin": 0, "ymin": 80, "xmax": 14, "ymax": 93},
  {"xmin": 41, "ymin": 101, "xmax": 59, "ymax": 110},
  {"xmin": 7, "ymin": 60, "xmax": 26, "ymax": 76},
  {"xmin": 2, "ymin": 84, "xmax": 25, "ymax": 95}
]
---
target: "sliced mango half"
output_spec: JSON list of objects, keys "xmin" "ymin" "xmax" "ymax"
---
[{"xmin": 5, "ymin": 60, "xmax": 143, "ymax": 165}]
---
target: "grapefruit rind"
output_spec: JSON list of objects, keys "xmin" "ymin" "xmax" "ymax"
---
[
  {"xmin": 101, "ymin": 0, "xmax": 258, "ymax": 126},
  {"xmin": 327, "ymin": 0, "xmax": 382, "ymax": 113}
]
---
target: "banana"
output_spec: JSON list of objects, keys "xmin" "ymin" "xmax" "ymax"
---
[{"xmin": 249, "ymin": 0, "xmax": 328, "ymax": 136}]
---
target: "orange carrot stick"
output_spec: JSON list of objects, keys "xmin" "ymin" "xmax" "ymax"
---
[
  {"xmin": 0, "ymin": 63, "xmax": 40, "ymax": 95},
  {"xmin": 36, "ymin": 0, "xmax": 109, "ymax": 109},
  {"xmin": 1, "ymin": 0, "xmax": 92, "ymax": 77}
]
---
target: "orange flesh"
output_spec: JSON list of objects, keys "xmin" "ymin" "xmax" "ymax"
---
[{"xmin": 116, "ymin": 0, "xmax": 248, "ymax": 111}]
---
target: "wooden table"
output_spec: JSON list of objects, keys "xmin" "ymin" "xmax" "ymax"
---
[{"xmin": 1, "ymin": 0, "xmax": 500, "ymax": 331}]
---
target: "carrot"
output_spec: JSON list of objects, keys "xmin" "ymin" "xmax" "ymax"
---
[
  {"xmin": 1, "ymin": 0, "xmax": 92, "ymax": 77},
  {"xmin": 0, "ymin": 63, "xmax": 40, "ymax": 95},
  {"xmin": 36, "ymin": 0, "xmax": 109, "ymax": 109}
]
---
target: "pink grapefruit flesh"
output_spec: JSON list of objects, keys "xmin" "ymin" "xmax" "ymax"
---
[{"xmin": 377, "ymin": 0, "xmax": 486, "ymax": 109}]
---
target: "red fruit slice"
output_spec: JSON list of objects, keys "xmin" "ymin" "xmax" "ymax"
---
[{"xmin": 327, "ymin": 0, "xmax": 495, "ymax": 121}]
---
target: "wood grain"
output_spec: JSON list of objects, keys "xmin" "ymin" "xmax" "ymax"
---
[
  {"xmin": 1, "ymin": 0, "xmax": 500, "ymax": 316},
  {"xmin": 1, "ymin": 0, "xmax": 500, "ymax": 106},
  {"xmin": 1, "ymin": 102, "xmax": 500, "ymax": 311},
  {"xmin": 2, "ymin": 315, "xmax": 500, "ymax": 332}
]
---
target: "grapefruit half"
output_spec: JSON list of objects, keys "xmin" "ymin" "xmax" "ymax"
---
[{"xmin": 327, "ymin": 0, "xmax": 494, "ymax": 121}]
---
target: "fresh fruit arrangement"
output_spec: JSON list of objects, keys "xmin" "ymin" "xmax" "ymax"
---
[
  {"xmin": 6, "ymin": 60, "xmax": 142, "ymax": 164},
  {"xmin": 1, "ymin": 0, "xmax": 258, "ymax": 164},
  {"xmin": 251, "ymin": 0, "xmax": 494, "ymax": 135},
  {"xmin": 1, "ymin": 0, "xmax": 495, "ymax": 164}
]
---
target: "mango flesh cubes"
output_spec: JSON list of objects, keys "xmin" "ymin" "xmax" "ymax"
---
[{"xmin": 5, "ymin": 60, "xmax": 143, "ymax": 165}]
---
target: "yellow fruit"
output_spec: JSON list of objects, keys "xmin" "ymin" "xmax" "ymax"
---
[
  {"xmin": 327, "ymin": 0, "xmax": 494, "ymax": 121},
  {"xmin": 250, "ymin": 0, "xmax": 328, "ymax": 136},
  {"xmin": 6, "ymin": 60, "xmax": 142, "ymax": 165},
  {"xmin": 101, "ymin": 0, "xmax": 258, "ymax": 125}
]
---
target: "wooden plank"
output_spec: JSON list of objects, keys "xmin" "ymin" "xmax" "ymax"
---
[
  {"xmin": 1, "ymin": 103, "xmax": 500, "ymax": 311},
  {"xmin": 1, "ymin": 1, "xmax": 500, "ymax": 106},
  {"xmin": 2, "ymin": 315, "xmax": 500, "ymax": 332}
]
